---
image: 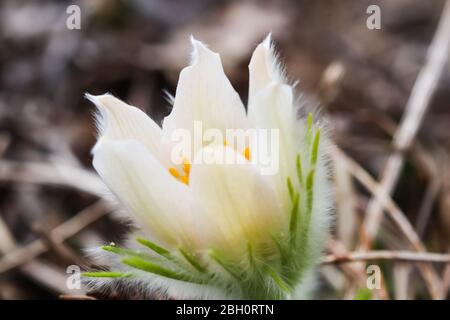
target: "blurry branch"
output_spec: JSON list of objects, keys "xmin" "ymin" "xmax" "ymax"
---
[
  {"xmin": 0, "ymin": 214, "xmax": 16, "ymax": 253},
  {"xmin": 332, "ymin": 145, "xmax": 358, "ymax": 249},
  {"xmin": 317, "ymin": 61, "xmax": 345, "ymax": 106},
  {"xmin": 356, "ymin": 109, "xmax": 441, "ymax": 237},
  {"xmin": 0, "ymin": 160, "xmax": 105, "ymax": 196},
  {"xmin": 357, "ymin": 1, "xmax": 450, "ymax": 298},
  {"xmin": 59, "ymin": 294, "xmax": 97, "ymax": 300},
  {"xmin": 0, "ymin": 135, "xmax": 71, "ymax": 294},
  {"xmin": 0, "ymin": 134, "xmax": 10, "ymax": 158},
  {"xmin": 0, "ymin": 214, "xmax": 72, "ymax": 294},
  {"xmin": 411, "ymin": 145, "xmax": 440, "ymax": 236},
  {"xmin": 444, "ymin": 257, "xmax": 450, "ymax": 295},
  {"xmin": 322, "ymin": 250, "xmax": 450, "ymax": 264},
  {"xmin": 334, "ymin": 148, "xmax": 427, "ymax": 252},
  {"xmin": 32, "ymin": 224, "xmax": 86, "ymax": 267},
  {"xmin": 0, "ymin": 200, "xmax": 111, "ymax": 274},
  {"xmin": 361, "ymin": 0, "xmax": 450, "ymax": 248},
  {"xmin": 326, "ymin": 238, "xmax": 390, "ymax": 299},
  {"xmin": 325, "ymin": 240, "xmax": 366, "ymax": 282},
  {"xmin": 440, "ymin": 157, "xmax": 450, "ymax": 297},
  {"xmin": 19, "ymin": 260, "xmax": 72, "ymax": 294},
  {"xmin": 334, "ymin": 147, "xmax": 443, "ymax": 299},
  {"xmin": 355, "ymin": 107, "xmax": 443, "ymax": 299}
]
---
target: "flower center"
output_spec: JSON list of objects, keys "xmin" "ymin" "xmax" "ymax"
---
[
  {"xmin": 224, "ymin": 139, "xmax": 252, "ymax": 162},
  {"xmin": 168, "ymin": 159, "xmax": 191, "ymax": 185},
  {"xmin": 168, "ymin": 141, "xmax": 251, "ymax": 185}
]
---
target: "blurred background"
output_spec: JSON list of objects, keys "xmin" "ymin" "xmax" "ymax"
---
[{"xmin": 0, "ymin": 0, "xmax": 449, "ymax": 299}]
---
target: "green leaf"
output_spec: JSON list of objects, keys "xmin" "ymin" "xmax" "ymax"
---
[
  {"xmin": 246, "ymin": 242, "xmax": 256, "ymax": 267},
  {"xmin": 82, "ymin": 271, "xmax": 132, "ymax": 278},
  {"xmin": 310, "ymin": 128, "xmax": 321, "ymax": 166},
  {"xmin": 179, "ymin": 248, "xmax": 207, "ymax": 273},
  {"xmin": 297, "ymin": 169, "xmax": 316, "ymax": 248},
  {"xmin": 122, "ymin": 257, "xmax": 194, "ymax": 283},
  {"xmin": 265, "ymin": 266, "xmax": 291, "ymax": 295},
  {"xmin": 296, "ymin": 154, "xmax": 303, "ymax": 187},
  {"xmin": 136, "ymin": 237, "xmax": 170, "ymax": 257},
  {"xmin": 271, "ymin": 235, "xmax": 289, "ymax": 267},
  {"xmin": 306, "ymin": 169, "xmax": 315, "ymax": 215},
  {"xmin": 208, "ymin": 249, "xmax": 241, "ymax": 281},
  {"xmin": 102, "ymin": 245, "xmax": 143, "ymax": 257},
  {"xmin": 289, "ymin": 192, "xmax": 300, "ymax": 247},
  {"xmin": 286, "ymin": 177, "xmax": 294, "ymax": 201}
]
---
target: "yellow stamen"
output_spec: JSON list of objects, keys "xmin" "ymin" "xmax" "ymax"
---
[
  {"xmin": 223, "ymin": 139, "xmax": 228, "ymax": 146},
  {"xmin": 243, "ymin": 147, "xmax": 251, "ymax": 161},
  {"xmin": 169, "ymin": 162, "xmax": 191, "ymax": 185},
  {"xmin": 169, "ymin": 167, "xmax": 181, "ymax": 179},
  {"xmin": 182, "ymin": 160, "xmax": 191, "ymax": 175},
  {"xmin": 180, "ymin": 175, "xmax": 189, "ymax": 185}
]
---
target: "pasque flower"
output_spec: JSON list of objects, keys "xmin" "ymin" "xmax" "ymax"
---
[{"xmin": 84, "ymin": 35, "xmax": 331, "ymax": 299}]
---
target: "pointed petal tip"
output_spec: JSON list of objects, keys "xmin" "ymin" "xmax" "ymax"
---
[
  {"xmin": 189, "ymin": 35, "xmax": 206, "ymax": 48},
  {"xmin": 85, "ymin": 92, "xmax": 114, "ymax": 108},
  {"xmin": 189, "ymin": 34, "xmax": 198, "ymax": 45},
  {"xmin": 262, "ymin": 33, "xmax": 272, "ymax": 48},
  {"xmin": 188, "ymin": 36, "xmax": 219, "ymax": 66},
  {"xmin": 84, "ymin": 92, "xmax": 98, "ymax": 105}
]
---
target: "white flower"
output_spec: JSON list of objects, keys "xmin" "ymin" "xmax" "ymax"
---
[{"xmin": 84, "ymin": 35, "xmax": 331, "ymax": 299}]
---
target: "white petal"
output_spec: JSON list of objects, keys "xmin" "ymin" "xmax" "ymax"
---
[
  {"xmin": 162, "ymin": 38, "xmax": 248, "ymax": 145},
  {"xmin": 248, "ymin": 83, "xmax": 298, "ymax": 200},
  {"xmin": 248, "ymin": 34, "xmax": 285, "ymax": 105},
  {"xmin": 92, "ymin": 139, "xmax": 196, "ymax": 248},
  {"xmin": 189, "ymin": 145, "xmax": 283, "ymax": 255},
  {"xmin": 87, "ymin": 93, "xmax": 168, "ymax": 165}
]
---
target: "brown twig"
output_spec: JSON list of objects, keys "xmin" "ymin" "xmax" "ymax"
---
[
  {"xmin": 334, "ymin": 147, "xmax": 443, "ymax": 299},
  {"xmin": 326, "ymin": 239, "xmax": 368, "ymax": 282},
  {"xmin": 59, "ymin": 294, "xmax": 97, "ymax": 300},
  {"xmin": 322, "ymin": 250, "xmax": 450, "ymax": 264},
  {"xmin": 361, "ymin": 0, "xmax": 450, "ymax": 248},
  {"xmin": 335, "ymin": 148, "xmax": 425, "ymax": 251},
  {"xmin": 0, "ymin": 214, "xmax": 75, "ymax": 294},
  {"xmin": 326, "ymin": 238, "xmax": 390, "ymax": 299},
  {"xmin": 353, "ymin": 3, "xmax": 450, "ymax": 296},
  {"xmin": 0, "ymin": 200, "xmax": 111, "ymax": 274},
  {"xmin": 443, "ymin": 254, "xmax": 450, "ymax": 296},
  {"xmin": 0, "ymin": 160, "xmax": 105, "ymax": 196},
  {"xmin": 355, "ymin": 105, "xmax": 442, "ymax": 299},
  {"xmin": 19, "ymin": 260, "xmax": 73, "ymax": 294},
  {"xmin": 31, "ymin": 224, "xmax": 87, "ymax": 268}
]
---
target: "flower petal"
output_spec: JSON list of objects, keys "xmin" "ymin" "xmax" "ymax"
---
[
  {"xmin": 162, "ymin": 38, "xmax": 248, "ymax": 146},
  {"xmin": 87, "ymin": 93, "xmax": 168, "ymax": 165},
  {"xmin": 247, "ymin": 36, "xmax": 298, "ymax": 191},
  {"xmin": 248, "ymin": 34, "xmax": 285, "ymax": 105},
  {"xmin": 92, "ymin": 139, "xmax": 196, "ymax": 248},
  {"xmin": 248, "ymin": 83, "xmax": 299, "ymax": 201},
  {"xmin": 189, "ymin": 145, "xmax": 283, "ymax": 255}
]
